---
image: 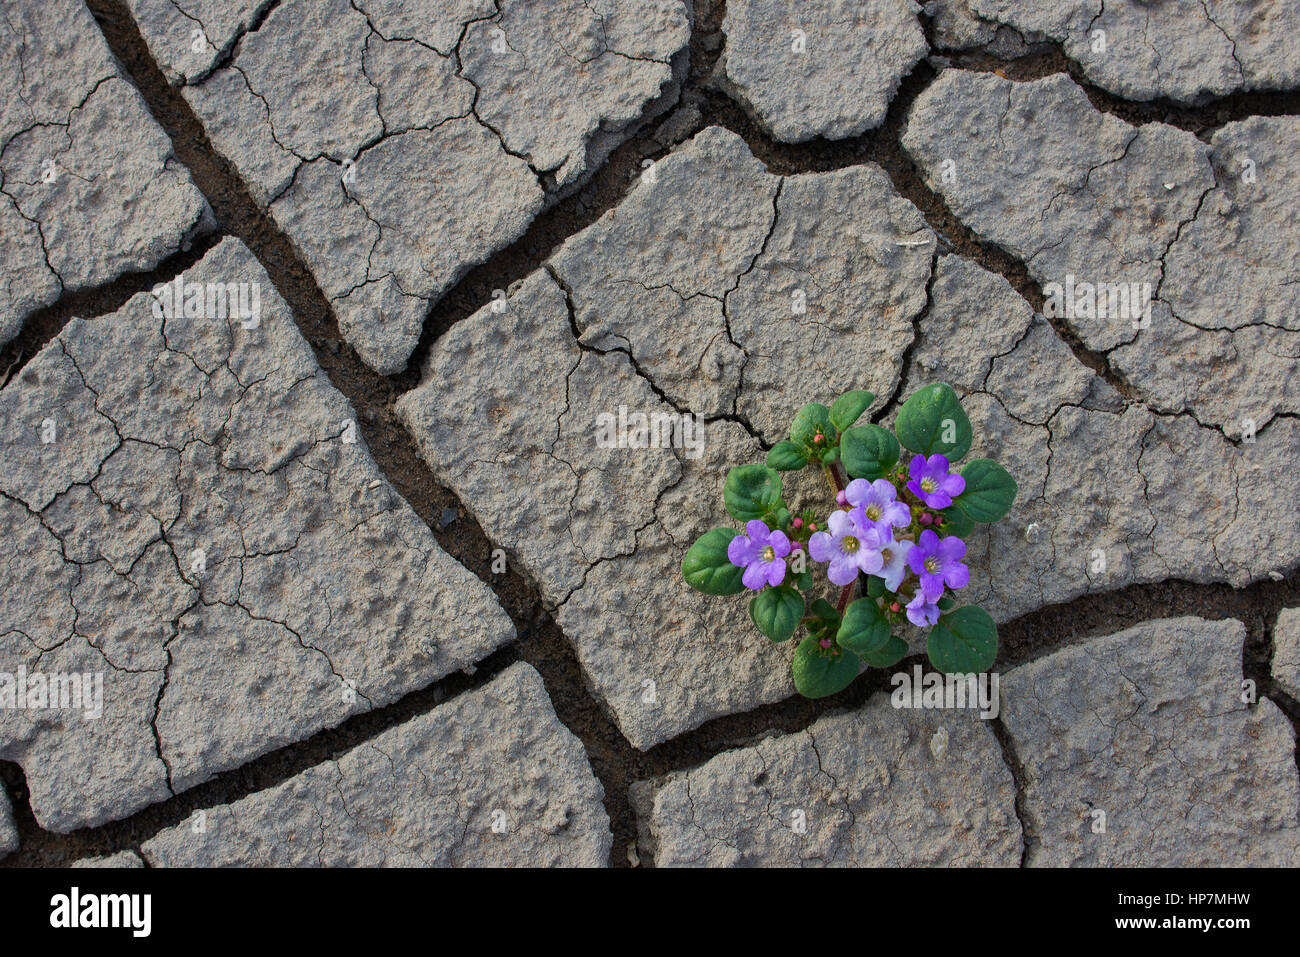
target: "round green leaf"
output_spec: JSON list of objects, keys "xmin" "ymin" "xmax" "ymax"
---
[
  {"xmin": 792, "ymin": 636, "xmax": 860, "ymax": 698},
  {"xmin": 809, "ymin": 598, "xmax": 841, "ymax": 624},
  {"xmin": 830, "ymin": 390, "xmax": 875, "ymax": 432},
  {"xmin": 749, "ymin": 585, "xmax": 804, "ymax": 642},
  {"xmin": 927, "ymin": 605, "xmax": 998, "ymax": 674},
  {"xmin": 859, "ymin": 634, "xmax": 908, "ymax": 669},
  {"xmin": 790, "ymin": 402, "xmax": 836, "ymax": 455},
  {"xmin": 840, "ymin": 424, "xmax": 901, "ymax": 480},
  {"xmin": 681, "ymin": 528, "xmax": 744, "ymax": 595},
  {"xmin": 865, "ymin": 575, "xmax": 886, "ymax": 598},
  {"xmin": 723, "ymin": 464, "xmax": 783, "ymax": 521},
  {"xmin": 836, "ymin": 597, "xmax": 892, "ymax": 655},
  {"xmin": 766, "ymin": 441, "xmax": 807, "ymax": 471},
  {"xmin": 939, "ymin": 504, "xmax": 975, "ymax": 538},
  {"xmin": 894, "ymin": 383, "xmax": 972, "ymax": 461},
  {"xmin": 957, "ymin": 459, "xmax": 1018, "ymax": 523}
]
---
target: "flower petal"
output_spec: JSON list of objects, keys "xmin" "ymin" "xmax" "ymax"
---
[
  {"xmin": 742, "ymin": 562, "xmax": 769, "ymax": 590},
  {"xmin": 827, "ymin": 508, "xmax": 855, "ymax": 537},
  {"xmin": 827, "ymin": 555, "xmax": 858, "ymax": 586},
  {"xmin": 920, "ymin": 572, "xmax": 945, "ymax": 601},
  {"xmin": 768, "ymin": 529, "xmax": 791, "ymax": 557},
  {"xmin": 728, "ymin": 534, "xmax": 755, "ymax": 567},
  {"xmin": 843, "ymin": 478, "xmax": 870, "ymax": 508},
  {"xmin": 937, "ymin": 535, "xmax": 967, "ymax": 561},
  {"xmin": 871, "ymin": 478, "xmax": 897, "ymax": 502},
  {"xmin": 808, "ymin": 531, "xmax": 834, "ymax": 563},
  {"xmin": 766, "ymin": 558, "xmax": 787, "ymax": 587},
  {"xmin": 857, "ymin": 548, "xmax": 884, "ymax": 575}
]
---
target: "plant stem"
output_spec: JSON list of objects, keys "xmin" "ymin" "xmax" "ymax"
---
[
  {"xmin": 822, "ymin": 461, "xmax": 845, "ymax": 494},
  {"xmin": 836, "ymin": 580, "xmax": 855, "ymax": 612}
]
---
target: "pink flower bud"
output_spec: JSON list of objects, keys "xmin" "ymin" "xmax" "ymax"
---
[
  {"xmin": 792, "ymin": 517, "xmax": 803, "ymax": 529},
  {"xmin": 813, "ymin": 433, "xmax": 824, "ymax": 444},
  {"xmin": 835, "ymin": 490, "xmax": 848, "ymax": 507},
  {"xmin": 808, "ymin": 523, "xmax": 818, "ymax": 532},
  {"xmin": 919, "ymin": 513, "xmax": 933, "ymax": 526},
  {"xmin": 889, "ymin": 602, "xmax": 901, "ymax": 613},
  {"xmin": 819, "ymin": 638, "xmax": 832, "ymax": 649},
  {"xmin": 790, "ymin": 540, "xmax": 802, "ymax": 550}
]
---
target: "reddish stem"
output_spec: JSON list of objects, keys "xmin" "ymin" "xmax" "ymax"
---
[{"xmin": 836, "ymin": 581, "xmax": 855, "ymax": 612}]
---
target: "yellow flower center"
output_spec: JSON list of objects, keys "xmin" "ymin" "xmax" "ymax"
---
[
  {"xmin": 925, "ymin": 556, "xmax": 940, "ymax": 573},
  {"xmin": 843, "ymin": 536, "xmax": 859, "ymax": 553},
  {"xmin": 866, "ymin": 505, "xmax": 881, "ymax": 520},
  {"xmin": 920, "ymin": 477, "xmax": 937, "ymax": 493},
  {"xmin": 762, "ymin": 545, "xmax": 775, "ymax": 562}
]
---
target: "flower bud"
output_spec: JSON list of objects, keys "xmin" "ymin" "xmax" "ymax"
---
[
  {"xmin": 792, "ymin": 517, "xmax": 803, "ymax": 528},
  {"xmin": 818, "ymin": 637, "xmax": 832, "ymax": 649},
  {"xmin": 808, "ymin": 523, "xmax": 818, "ymax": 532},
  {"xmin": 835, "ymin": 490, "xmax": 847, "ymax": 507},
  {"xmin": 889, "ymin": 602, "xmax": 901, "ymax": 613},
  {"xmin": 919, "ymin": 513, "xmax": 933, "ymax": 526}
]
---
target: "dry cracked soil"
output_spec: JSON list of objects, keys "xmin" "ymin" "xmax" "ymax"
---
[{"xmin": 1, "ymin": 0, "xmax": 1299, "ymax": 869}]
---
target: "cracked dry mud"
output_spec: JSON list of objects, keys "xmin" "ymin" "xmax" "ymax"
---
[
  {"xmin": 127, "ymin": 0, "xmax": 690, "ymax": 374},
  {"xmin": 1, "ymin": 0, "xmax": 1299, "ymax": 869}
]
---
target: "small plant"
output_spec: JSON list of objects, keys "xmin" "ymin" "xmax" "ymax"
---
[{"xmin": 681, "ymin": 384, "xmax": 1017, "ymax": 698}]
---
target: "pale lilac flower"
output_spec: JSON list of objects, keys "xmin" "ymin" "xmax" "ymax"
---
[
  {"xmin": 906, "ymin": 591, "xmax": 940, "ymax": 627},
  {"xmin": 727, "ymin": 520, "xmax": 791, "ymax": 590},
  {"xmin": 907, "ymin": 454, "xmax": 965, "ymax": 509},
  {"xmin": 809, "ymin": 510, "xmax": 885, "ymax": 587},
  {"xmin": 877, "ymin": 535, "xmax": 913, "ymax": 592},
  {"xmin": 845, "ymin": 478, "xmax": 911, "ymax": 536},
  {"xmin": 906, "ymin": 529, "xmax": 970, "ymax": 600}
]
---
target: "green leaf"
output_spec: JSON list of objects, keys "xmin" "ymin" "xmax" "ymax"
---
[
  {"xmin": 939, "ymin": 504, "xmax": 975, "ymax": 538},
  {"xmin": 836, "ymin": 598, "xmax": 892, "ymax": 656},
  {"xmin": 681, "ymin": 528, "xmax": 745, "ymax": 595},
  {"xmin": 796, "ymin": 571, "xmax": 814, "ymax": 591},
  {"xmin": 790, "ymin": 402, "xmax": 836, "ymax": 456},
  {"xmin": 766, "ymin": 441, "xmax": 807, "ymax": 471},
  {"xmin": 865, "ymin": 575, "xmax": 885, "ymax": 598},
  {"xmin": 749, "ymin": 586, "xmax": 804, "ymax": 643},
  {"xmin": 809, "ymin": 598, "xmax": 841, "ymax": 623},
  {"xmin": 957, "ymin": 459, "xmax": 1018, "ymax": 523},
  {"xmin": 894, "ymin": 383, "xmax": 972, "ymax": 461},
  {"xmin": 723, "ymin": 464, "xmax": 783, "ymax": 521},
  {"xmin": 830, "ymin": 390, "xmax": 875, "ymax": 432},
  {"xmin": 937, "ymin": 596, "xmax": 955, "ymax": 611},
  {"xmin": 823, "ymin": 447, "xmax": 839, "ymax": 465},
  {"xmin": 859, "ymin": 634, "xmax": 909, "ymax": 668},
  {"xmin": 927, "ymin": 605, "xmax": 998, "ymax": 674},
  {"xmin": 840, "ymin": 424, "xmax": 901, "ymax": 480},
  {"xmin": 792, "ymin": 636, "xmax": 860, "ymax": 698}
]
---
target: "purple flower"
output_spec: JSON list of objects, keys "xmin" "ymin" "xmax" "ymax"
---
[
  {"xmin": 728, "ymin": 520, "xmax": 792, "ymax": 590},
  {"xmin": 845, "ymin": 478, "xmax": 911, "ymax": 535},
  {"xmin": 906, "ymin": 529, "xmax": 970, "ymax": 600},
  {"xmin": 905, "ymin": 591, "xmax": 940, "ymax": 627},
  {"xmin": 906, "ymin": 454, "xmax": 965, "ymax": 509},
  {"xmin": 809, "ymin": 510, "xmax": 886, "ymax": 587},
  {"xmin": 877, "ymin": 535, "xmax": 913, "ymax": 592}
]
